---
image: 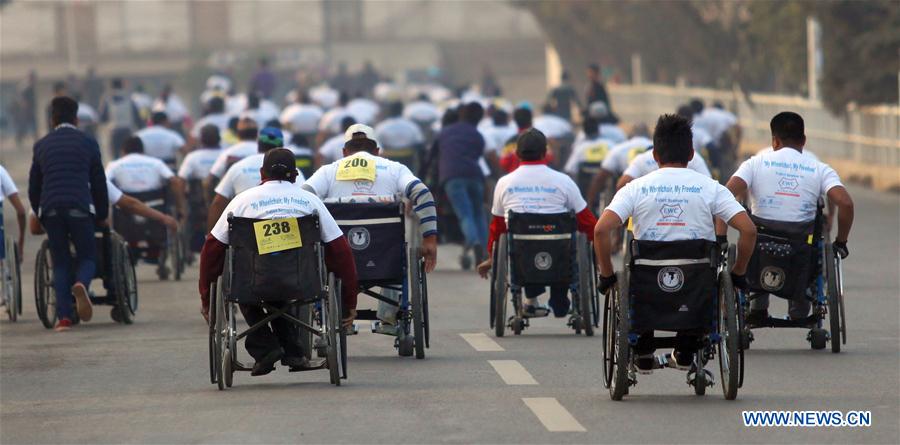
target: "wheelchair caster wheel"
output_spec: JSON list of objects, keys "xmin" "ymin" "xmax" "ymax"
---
[
  {"xmin": 740, "ymin": 330, "xmax": 753, "ymax": 350},
  {"xmin": 398, "ymin": 336, "xmax": 414, "ymax": 357},
  {"xmin": 511, "ymin": 318, "xmax": 525, "ymax": 336},
  {"xmin": 110, "ymin": 307, "xmax": 122, "ymax": 323},
  {"xmin": 315, "ymin": 338, "xmax": 327, "ymax": 358},
  {"xmin": 808, "ymin": 328, "xmax": 828, "ymax": 350}
]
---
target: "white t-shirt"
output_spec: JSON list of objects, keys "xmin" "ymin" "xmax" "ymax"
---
[
  {"xmin": 136, "ymin": 126, "xmax": 186, "ymax": 162},
  {"xmin": 564, "ymin": 136, "xmax": 616, "ymax": 175},
  {"xmin": 210, "ymin": 180, "xmax": 343, "ymax": 245},
  {"xmin": 491, "ymin": 164, "xmax": 587, "ymax": 219},
  {"xmin": 0, "ymin": 165, "xmax": 18, "ymax": 203},
  {"xmin": 375, "ymin": 118, "xmax": 424, "ymax": 150},
  {"xmin": 606, "ymin": 168, "xmax": 744, "ymax": 241},
  {"xmin": 152, "ymin": 95, "xmax": 189, "ymax": 123},
  {"xmin": 403, "ymin": 101, "xmax": 440, "ymax": 124},
  {"xmin": 733, "ymin": 147, "xmax": 842, "ymax": 222},
  {"xmin": 305, "ymin": 152, "xmax": 418, "ymax": 200},
  {"xmin": 191, "ymin": 113, "xmax": 231, "ymax": 139},
  {"xmin": 533, "ymin": 115, "xmax": 573, "ymax": 139},
  {"xmin": 692, "ymin": 125, "xmax": 714, "ymax": 152},
  {"xmin": 623, "ymin": 150, "xmax": 711, "ymax": 179},
  {"xmin": 309, "ymin": 85, "xmax": 340, "ymax": 110},
  {"xmin": 215, "ymin": 153, "xmax": 307, "ymax": 199},
  {"xmin": 346, "ymin": 98, "xmax": 380, "ymax": 125},
  {"xmin": 178, "ymin": 148, "xmax": 221, "ymax": 180},
  {"xmin": 107, "ymin": 179, "xmax": 123, "ymax": 204},
  {"xmin": 599, "ymin": 124, "xmax": 627, "ymax": 144},
  {"xmin": 319, "ymin": 107, "xmax": 352, "ymax": 134},
  {"xmin": 318, "ymin": 135, "xmax": 346, "ymax": 164},
  {"xmin": 757, "ymin": 146, "xmax": 820, "ymax": 162},
  {"xmin": 601, "ymin": 136, "xmax": 653, "ymax": 176},
  {"xmin": 106, "ymin": 153, "xmax": 174, "ymax": 193},
  {"xmin": 695, "ymin": 108, "xmax": 737, "ymax": 142},
  {"xmin": 480, "ymin": 123, "xmax": 518, "ymax": 153},
  {"xmin": 209, "ymin": 141, "xmax": 258, "ymax": 178},
  {"xmin": 280, "ymin": 104, "xmax": 324, "ymax": 134}
]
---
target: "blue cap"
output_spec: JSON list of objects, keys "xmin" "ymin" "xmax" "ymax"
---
[{"xmin": 258, "ymin": 127, "xmax": 283, "ymax": 147}]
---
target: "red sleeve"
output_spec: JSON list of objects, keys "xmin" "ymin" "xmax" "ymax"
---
[
  {"xmin": 487, "ymin": 215, "xmax": 507, "ymax": 255},
  {"xmin": 324, "ymin": 236, "xmax": 358, "ymax": 313},
  {"xmin": 198, "ymin": 234, "xmax": 227, "ymax": 310},
  {"xmin": 576, "ymin": 207, "xmax": 598, "ymax": 242},
  {"xmin": 499, "ymin": 152, "xmax": 518, "ymax": 173}
]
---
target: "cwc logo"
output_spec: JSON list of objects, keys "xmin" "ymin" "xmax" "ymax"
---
[
  {"xmin": 659, "ymin": 203, "xmax": 684, "ymax": 219},
  {"xmin": 778, "ymin": 177, "xmax": 799, "ymax": 191}
]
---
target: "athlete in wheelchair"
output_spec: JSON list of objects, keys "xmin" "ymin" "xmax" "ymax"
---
[
  {"xmin": 106, "ymin": 136, "xmax": 186, "ymax": 280},
  {"xmin": 199, "ymin": 149, "xmax": 358, "ymax": 388},
  {"xmin": 721, "ymin": 111, "xmax": 853, "ymax": 352},
  {"xmin": 594, "ymin": 114, "xmax": 756, "ymax": 400},
  {"xmin": 303, "ymin": 124, "xmax": 437, "ymax": 358},
  {"xmin": 0, "ymin": 164, "xmax": 25, "ymax": 322},
  {"xmin": 477, "ymin": 129, "xmax": 599, "ymax": 336}
]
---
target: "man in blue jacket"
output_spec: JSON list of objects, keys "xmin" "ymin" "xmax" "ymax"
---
[{"xmin": 29, "ymin": 96, "xmax": 109, "ymax": 331}]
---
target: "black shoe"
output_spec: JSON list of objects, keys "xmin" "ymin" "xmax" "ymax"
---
[
  {"xmin": 673, "ymin": 350, "xmax": 694, "ymax": 370},
  {"xmin": 636, "ymin": 354, "xmax": 655, "ymax": 373},
  {"xmin": 745, "ymin": 310, "xmax": 769, "ymax": 328},
  {"xmin": 251, "ymin": 348, "xmax": 284, "ymax": 376},
  {"xmin": 282, "ymin": 355, "xmax": 314, "ymax": 371},
  {"xmin": 548, "ymin": 293, "xmax": 570, "ymax": 318}
]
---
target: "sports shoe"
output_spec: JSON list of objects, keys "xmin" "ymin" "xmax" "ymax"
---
[
  {"xmin": 282, "ymin": 356, "xmax": 314, "ymax": 371},
  {"xmin": 523, "ymin": 304, "xmax": 550, "ymax": 318},
  {"xmin": 54, "ymin": 318, "xmax": 73, "ymax": 332},
  {"xmin": 71, "ymin": 282, "xmax": 93, "ymax": 322}
]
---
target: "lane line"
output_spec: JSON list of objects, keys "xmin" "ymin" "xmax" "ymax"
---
[
  {"xmin": 522, "ymin": 397, "xmax": 586, "ymax": 432},
  {"xmin": 460, "ymin": 333, "xmax": 504, "ymax": 352},
  {"xmin": 488, "ymin": 360, "xmax": 538, "ymax": 385}
]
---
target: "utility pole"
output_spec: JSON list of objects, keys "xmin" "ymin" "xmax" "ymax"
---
[{"xmin": 806, "ymin": 16, "xmax": 822, "ymax": 103}]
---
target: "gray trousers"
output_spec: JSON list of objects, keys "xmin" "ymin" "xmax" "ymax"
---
[{"xmin": 749, "ymin": 293, "xmax": 811, "ymax": 320}]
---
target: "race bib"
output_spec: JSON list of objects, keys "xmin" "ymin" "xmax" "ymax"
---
[
  {"xmin": 584, "ymin": 142, "xmax": 609, "ymax": 162},
  {"xmin": 253, "ymin": 218, "xmax": 302, "ymax": 255},
  {"xmin": 628, "ymin": 147, "xmax": 644, "ymax": 163},
  {"xmin": 335, "ymin": 155, "xmax": 376, "ymax": 181}
]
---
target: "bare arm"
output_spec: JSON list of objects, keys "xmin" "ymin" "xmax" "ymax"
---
[
  {"xmin": 593, "ymin": 210, "xmax": 624, "ymax": 277},
  {"xmin": 206, "ymin": 194, "xmax": 229, "ymax": 232},
  {"xmin": 615, "ymin": 174, "xmax": 634, "ymax": 191},
  {"xmin": 168, "ymin": 176, "xmax": 187, "ymax": 221},
  {"xmin": 116, "ymin": 195, "xmax": 178, "ymax": 231},
  {"xmin": 7, "ymin": 193, "xmax": 26, "ymax": 260},
  {"xmin": 826, "ymin": 186, "xmax": 854, "ymax": 243},
  {"xmin": 726, "ymin": 211, "xmax": 756, "ymax": 275},
  {"xmin": 586, "ymin": 168, "xmax": 611, "ymax": 209}
]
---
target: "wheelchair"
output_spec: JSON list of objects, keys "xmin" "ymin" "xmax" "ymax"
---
[
  {"xmin": 113, "ymin": 188, "xmax": 184, "ymax": 281},
  {"xmin": 182, "ymin": 178, "xmax": 212, "ymax": 266},
  {"xmin": 208, "ymin": 214, "xmax": 347, "ymax": 389},
  {"xmin": 603, "ymin": 239, "xmax": 743, "ymax": 400},
  {"xmin": 732, "ymin": 202, "xmax": 846, "ymax": 353},
  {"xmin": 574, "ymin": 141, "xmax": 612, "ymax": 204},
  {"xmin": 381, "ymin": 146, "xmax": 422, "ymax": 176},
  {"xmin": 34, "ymin": 228, "xmax": 139, "ymax": 327},
  {"xmin": 324, "ymin": 199, "xmax": 430, "ymax": 359},
  {"xmin": 1, "ymin": 234, "xmax": 22, "ymax": 322},
  {"xmin": 489, "ymin": 211, "xmax": 598, "ymax": 337}
]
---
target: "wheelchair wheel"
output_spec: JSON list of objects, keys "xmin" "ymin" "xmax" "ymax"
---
[
  {"xmin": 409, "ymin": 250, "xmax": 426, "ymax": 359},
  {"xmin": 491, "ymin": 236, "xmax": 509, "ymax": 338},
  {"xmin": 693, "ymin": 354, "xmax": 707, "ymax": 396},
  {"xmin": 214, "ymin": 276, "xmax": 228, "ymax": 390},
  {"xmin": 824, "ymin": 244, "xmax": 844, "ymax": 353},
  {"xmin": 298, "ymin": 304, "xmax": 314, "ymax": 360},
  {"xmin": 208, "ymin": 281, "xmax": 218, "ymax": 385},
  {"xmin": 4, "ymin": 239, "xmax": 22, "ymax": 322},
  {"xmin": 112, "ymin": 235, "xmax": 138, "ymax": 324},
  {"xmin": 34, "ymin": 240, "xmax": 57, "ymax": 329},
  {"xmin": 601, "ymin": 283, "xmax": 617, "ymax": 388},
  {"xmin": 420, "ymin": 259, "xmax": 430, "ymax": 348},
  {"xmin": 717, "ymin": 271, "xmax": 740, "ymax": 400},
  {"xmin": 610, "ymin": 273, "xmax": 631, "ymax": 401},
  {"xmin": 325, "ymin": 273, "xmax": 344, "ymax": 386},
  {"xmin": 169, "ymin": 230, "xmax": 184, "ymax": 281},
  {"xmin": 575, "ymin": 235, "xmax": 595, "ymax": 336}
]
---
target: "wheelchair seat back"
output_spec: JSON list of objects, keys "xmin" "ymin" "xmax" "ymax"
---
[
  {"xmin": 227, "ymin": 215, "xmax": 323, "ymax": 304},
  {"xmin": 507, "ymin": 211, "xmax": 576, "ymax": 286},
  {"xmin": 112, "ymin": 188, "xmax": 169, "ymax": 245},
  {"xmin": 325, "ymin": 201, "xmax": 405, "ymax": 285},
  {"xmin": 745, "ymin": 215, "xmax": 818, "ymax": 301},
  {"xmin": 628, "ymin": 239, "xmax": 718, "ymax": 332}
]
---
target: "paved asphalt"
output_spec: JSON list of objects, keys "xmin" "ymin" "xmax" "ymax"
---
[{"xmin": 0, "ymin": 150, "xmax": 898, "ymax": 444}]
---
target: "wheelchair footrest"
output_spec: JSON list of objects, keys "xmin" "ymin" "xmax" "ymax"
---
[
  {"xmin": 759, "ymin": 316, "xmax": 816, "ymax": 328},
  {"xmin": 288, "ymin": 358, "xmax": 327, "ymax": 372},
  {"xmin": 354, "ymin": 309, "xmax": 378, "ymax": 321}
]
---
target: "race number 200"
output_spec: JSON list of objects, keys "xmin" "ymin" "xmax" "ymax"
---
[
  {"xmin": 253, "ymin": 218, "xmax": 302, "ymax": 255},
  {"xmin": 335, "ymin": 155, "xmax": 376, "ymax": 181}
]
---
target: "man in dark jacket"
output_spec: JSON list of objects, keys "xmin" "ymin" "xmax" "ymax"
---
[{"xmin": 29, "ymin": 96, "xmax": 109, "ymax": 331}]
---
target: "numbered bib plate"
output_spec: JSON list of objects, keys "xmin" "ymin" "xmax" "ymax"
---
[
  {"xmin": 584, "ymin": 143, "xmax": 609, "ymax": 162},
  {"xmin": 253, "ymin": 218, "xmax": 302, "ymax": 255},
  {"xmin": 336, "ymin": 155, "xmax": 376, "ymax": 182}
]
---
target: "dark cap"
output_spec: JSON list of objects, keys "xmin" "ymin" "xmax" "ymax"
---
[
  {"xmin": 261, "ymin": 148, "xmax": 298, "ymax": 181},
  {"xmin": 516, "ymin": 128, "xmax": 547, "ymax": 161}
]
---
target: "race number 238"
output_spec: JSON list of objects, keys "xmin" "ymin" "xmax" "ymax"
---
[
  {"xmin": 253, "ymin": 218, "xmax": 302, "ymax": 255},
  {"xmin": 335, "ymin": 156, "xmax": 376, "ymax": 182}
]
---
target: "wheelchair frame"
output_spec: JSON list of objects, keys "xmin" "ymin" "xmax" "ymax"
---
[
  {"xmin": 489, "ymin": 213, "xmax": 598, "ymax": 337},
  {"xmin": 325, "ymin": 200, "xmax": 430, "ymax": 359},
  {"xmin": 602, "ymin": 240, "xmax": 743, "ymax": 400},
  {"xmin": 2, "ymin": 236, "xmax": 23, "ymax": 322},
  {"xmin": 34, "ymin": 229, "xmax": 139, "ymax": 328},
  {"xmin": 112, "ymin": 188, "xmax": 184, "ymax": 281},
  {"xmin": 208, "ymin": 215, "xmax": 347, "ymax": 390}
]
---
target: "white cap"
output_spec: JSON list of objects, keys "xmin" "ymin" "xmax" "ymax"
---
[{"xmin": 344, "ymin": 124, "xmax": 378, "ymax": 146}]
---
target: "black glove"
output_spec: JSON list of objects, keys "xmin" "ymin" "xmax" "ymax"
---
[
  {"xmin": 598, "ymin": 273, "xmax": 618, "ymax": 294},
  {"xmin": 730, "ymin": 272, "xmax": 748, "ymax": 290},
  {"xmin": 832, "ymin": 241, "xmax": 849, "ymax": 259},
  {"xmin": 716, "ymin": 235, "xmax": 728, "ymax": 252}
]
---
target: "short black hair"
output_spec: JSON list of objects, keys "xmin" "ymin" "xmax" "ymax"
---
[
  {"xmin": 460, "ymin": 102, "xmax": 484, "ymax": 125},
  {"xmin": 388, "ymin": 101, "xmax": 404, "ymax": 117},
  {"xmin": 123, "ymin": 135, "xmax": 144, "ymax": 154},
  {"xmin": 340, "ymin": 116, "xmax": 357, "ymax": 132},
  {"xmin": 200, "ymin": 124, "xmax": 220, "ymax": 148},
  {"xmin": 247, "ymin": 93, "xmax": 260, "ymax": 110},
  {"xmin": 652, "ymin": 114, "xmax": 694, "ymax": 165},
  {"xmin": 227, "ymin": 116, "xmax": 240, "ymax": 132},
  {"xmin": 583, "ymin": 116, "xmax": 599, "ymax": 137},
  {"xmin": 265, "ymin": 118, "xmax": 281, "ymax": 129},
  {"xmin": 689, "ymin": 98, "xmax": 704, "ymax": 114},
  {"xmin": 291, "ymin": 133, "xmax": 308, "ymax": 147},
  {"xmin": 492, "ymin": 109, "xmax": 509, "ymax": 126},
  {"xmin": 111, "ymin": 78, "xmax": 123, "ymax": 89},
  {"xmin": 441, "ymin": 108, "xmax": 459, "ymax": 126},
  {"xmin": 53, "ymin": 81, "xmax": 67, "ymax": 94},
  {"xmin": 50, "ymin": 96, "xmax": 78, "ymax": 126},
  {"xmin": 207, "ymin": 97, "xmax": 225, "ymax": 114},
  {"xmin": 516, "ymin": 128, "xmax": 547, "ymax": 161},
  {"xmin": 151, "ymin": 111, "xmax": 168, "ymax": 125},
  {"xmin": 676, "ymin": 105, "xmax": 694, "ymax": 121},
  {"xmin": 513, "ymin": 107, "xmax": 532, "ymax": 130},
  {"xmin": 770, "ymin": 111, "xmax": 805, "ymax": 145}
]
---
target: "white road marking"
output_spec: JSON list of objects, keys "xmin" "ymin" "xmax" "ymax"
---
[
  {"xmin": 522, "ymin": 397, "xmax": 586, "ymax": 432},
  {"xmin": 488, "ymin": 360, "xmax": 538, "ymax": 385},
  {"xmin": 460, "ymin": 333, "xmax": 504, "ymax": 352}
]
